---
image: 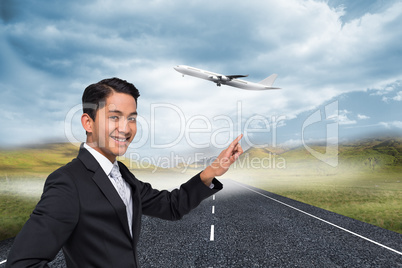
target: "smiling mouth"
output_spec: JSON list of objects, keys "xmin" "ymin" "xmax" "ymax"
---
[{"xmin": 111, "ymin": 136, "xmax": 129, "ymax": 144}]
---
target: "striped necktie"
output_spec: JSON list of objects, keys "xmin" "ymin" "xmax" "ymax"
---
[{"xmin": 109, "ymin": 164, "xmax": 128, "ymax": 206}]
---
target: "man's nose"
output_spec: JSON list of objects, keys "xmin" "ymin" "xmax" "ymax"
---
[{"xmin": 117, "ymin": 119, "xmax": 129, "ymax": 133}]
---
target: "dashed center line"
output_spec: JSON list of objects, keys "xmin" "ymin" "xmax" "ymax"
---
[
  {"xmin": 210, "ymin": 225, "xmax": 215, "ymax": 241},
  {"xmin": 210, "ymin": 194, "xmax": 216, "ymax": 242},
  {"xmin": 0, "ymin": 259, "xmax": 7, "ymax": 265}
]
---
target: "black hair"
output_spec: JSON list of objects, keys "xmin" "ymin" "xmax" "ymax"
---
[{"xmin": 82, "ymin": 77, "xmax": 140, "ymax": 120}]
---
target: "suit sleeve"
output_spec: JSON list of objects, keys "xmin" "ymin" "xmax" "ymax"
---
[
  {"xmin": 138, "ymin": 172, "xmax": 222, "ymax": 220},
  {"xmin": 6, "ymin": 170, "xmax": 79, "ymax": 268}
]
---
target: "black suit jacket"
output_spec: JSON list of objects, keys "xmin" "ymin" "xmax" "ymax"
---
[{"xmin": 7, "ymin": 145, "xmax": 222, "ymax": 267}]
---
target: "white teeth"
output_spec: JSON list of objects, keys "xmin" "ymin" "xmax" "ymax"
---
[{"xmin": 112, "ymin": 137, "xmax": 126, "ymax": 142}]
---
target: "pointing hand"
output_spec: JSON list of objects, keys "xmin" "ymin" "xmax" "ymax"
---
[{"xmin": 200, "ymin": 134, "xmax": 244, "ymax": 186}]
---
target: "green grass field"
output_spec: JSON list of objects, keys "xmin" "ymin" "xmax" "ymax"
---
[
  {"xmin": 0, "ymin": 143, "xmax": 80, "ymax": 240},
  {"xmin": 0, "ymin": 190, "xmax": 41, "ymax": 240},
  {"xmin": 0, "ymin": 138, "xmax": 401, "ymax": 241}
]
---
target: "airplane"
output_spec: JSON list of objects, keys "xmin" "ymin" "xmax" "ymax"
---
[{"xmin": 174, "ymin": 65, "xmax": 281, "ymax": 90}]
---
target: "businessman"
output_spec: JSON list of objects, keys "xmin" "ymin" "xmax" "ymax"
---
[{"xmin": 6, "ymin": 78, "xmax": 243, "ymax": 267}]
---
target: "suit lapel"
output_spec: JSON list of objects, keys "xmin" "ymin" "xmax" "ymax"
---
[
  {"xmin": 92, "ymin": 169, "xmax": 132, "ymax": 238},
  {"xmin": 77, "ymin": 145, "xmax": 132, "ymax": 238}
]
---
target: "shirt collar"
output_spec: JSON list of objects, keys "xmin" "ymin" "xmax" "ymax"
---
[{"xmin": 83, "ymin": 143, "xmax": 117, "ymax": 176}]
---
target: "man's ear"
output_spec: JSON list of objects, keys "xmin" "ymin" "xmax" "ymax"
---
[{"xmin": 81, "ymin": 113, "xmax": 93, "ymax": 133}]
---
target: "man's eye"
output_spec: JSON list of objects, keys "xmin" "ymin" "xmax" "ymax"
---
[
  {"xmin": 109, "ymin": 116, "xmax": 119, "ymax": 120},
  {"xmin": 128, "ymin": 117, "xmax": 137, "ymax": 122}
]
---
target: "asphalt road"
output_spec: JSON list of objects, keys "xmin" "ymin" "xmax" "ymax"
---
[{"xmin": 1, "ymin": 179, "xmax": 401, "ymax": 267}]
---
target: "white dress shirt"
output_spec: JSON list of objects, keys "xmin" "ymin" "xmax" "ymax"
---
[{"xmin": 83, "ymin": 143, "xmax": 133, "ymax": 237}]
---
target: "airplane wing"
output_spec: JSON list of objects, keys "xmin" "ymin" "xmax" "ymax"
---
[{"xmin": 226, "ymin": 74, "xmax": 249, "ymax": 79}]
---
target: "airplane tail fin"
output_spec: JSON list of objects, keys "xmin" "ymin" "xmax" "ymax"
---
[{"xmin": 258, "ymin": 74, "xmax": 278, "ymax": 86}]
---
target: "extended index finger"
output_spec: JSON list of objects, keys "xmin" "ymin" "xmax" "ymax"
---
[{"xmin": 229, "ymin": 134, "xmax": 243, "ymax": 148}]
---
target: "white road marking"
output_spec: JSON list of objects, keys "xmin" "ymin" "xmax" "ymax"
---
[
  {"xmin": 210, "ymin": 225, "xmax": 215, "ymax": 241},
  {"xmin": 210, "ymin": 195, "xmax": 216, "ymax": 242},
  {"xmin": 233, "ymin": 181, "xmax": 402, "ymax": 256},
  {"xmin": 0, "ymin": 259, "xmax": 6, "ymax": 265}
]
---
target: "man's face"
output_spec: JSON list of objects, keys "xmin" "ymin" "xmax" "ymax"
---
[{"xmin": 89, "ymin": 92, "xmax": 137, "ymax": 162}]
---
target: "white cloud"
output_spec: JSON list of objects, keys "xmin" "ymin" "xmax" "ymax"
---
[
  {"xmin": 380, "ymin": 121, "xmax": 402, "ymax": 129},
  {"xmin": 357, "ymin": 114, "xmax": 370, "ymax": 120},
  {"xmin": 381, "ymin": 90, "xmax": 402, "ymax": 102},
  {"xmin": 371, "ymin": 80, "xmax": 402, "ymax": 100},
  {"xmin": 338, "ymin": 116, "xmax": 356, "ymax": 125},
  {"xmin": 392, "ymin": 91, "xmax": 402, "ymax": 101},
  {"xmin": 337, "ymin": 110, "xmax": 356, "ymax": 125}
]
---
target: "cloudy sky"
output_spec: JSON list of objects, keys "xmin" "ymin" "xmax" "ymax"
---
[{"xmin": 1, "ymin": 0, "xmax": 402, "ymax": 162}]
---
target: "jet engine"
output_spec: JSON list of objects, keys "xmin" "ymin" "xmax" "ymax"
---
[{"xmin": 209, "ymin": 75, "xmax": 231, "ymax": 86}]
